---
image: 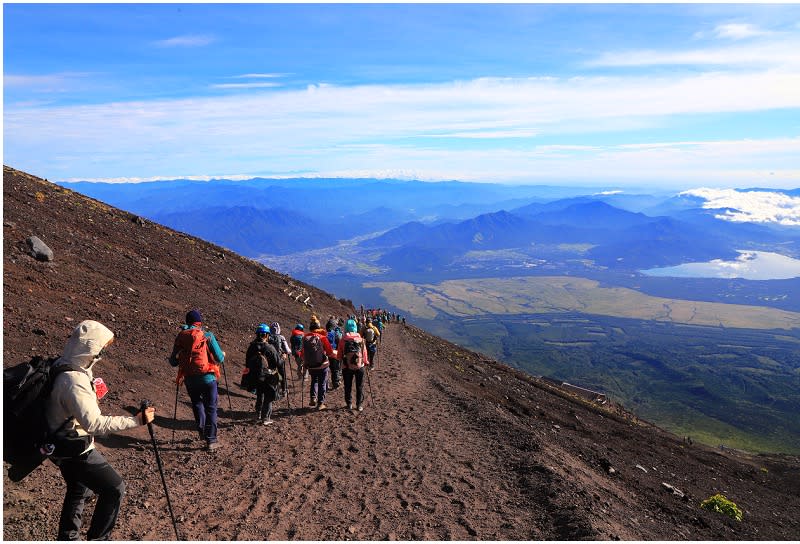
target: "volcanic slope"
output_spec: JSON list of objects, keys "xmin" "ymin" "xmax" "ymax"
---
[{"xmin": 3, "ymin": 166, "xmax": 800, "ymax": 540}]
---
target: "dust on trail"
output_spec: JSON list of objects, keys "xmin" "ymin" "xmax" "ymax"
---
[{"xmin": 119, "ymin": 323, "xmax": 547, "ymax": 541}]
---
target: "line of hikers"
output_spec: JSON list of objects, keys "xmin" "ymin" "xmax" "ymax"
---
[
  {"xmin": 8, "ymin": 306, "xmax": 392, "ymax": 540},
  {"xmin": 169, "ymin": 309, "xmax": 386, "ymax": 448}
]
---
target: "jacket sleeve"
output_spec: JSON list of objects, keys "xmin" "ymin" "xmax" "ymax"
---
[
  {"xmin": 168, "ymin": 336, "xmax": 181, "ymax": 367},
  {"xmin": 322, "ymin": 335, "xmax": 337, "ymax": 358},
  {"xmin": 205, "ymin": 330, "xmax": 225, "ymax": 364},
  {"xmin": 60, "ymin": 373, "xmax": 140, "ymax": 436},
  {"xmin": 362, "ymin": 341, "xmax": 370, "ymax": 366},
  {"xmin": 279, "ymin": 335, "xmax": 291, "ymax": 355}
]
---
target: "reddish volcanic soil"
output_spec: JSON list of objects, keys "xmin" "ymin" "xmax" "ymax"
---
[{"xmin": 3, "ymin": 166, "xmax": 800, "ymax": 540}]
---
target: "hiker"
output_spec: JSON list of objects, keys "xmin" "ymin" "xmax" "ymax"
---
[
  {"xmin": 361, "ymin": 319, "xmax": 380, "ymax": 368},
  {"xmin": 300, "ymin": 315, "xmax": 337, "ymax": 410},
  {"xmin": 373, "ymin": 317, "xmax": 384, "ymax": 344},
  {"xmin": 169, "ymin": 309, "xmax": 225, "ymax": 451},
  {"xmin": 245, "ymin": 324, "xmax": 286, "ymax": 425},
  {"xmin": 289, "ymin": 323, "xmax": 305, "ymax": 378},
  {"xmin": 326, "ymin": 319, "xmax": 343, "ymax": 390},
  {"xmin": 269, "ymin": 322, "xmax": 292, "ymax": 363},
  {"xmin": 45, "ymin": 320, "xmax": 156, "ymax": 541},
  {"xmin": 340, "ymin": 319, "xmax": 370, "ymax": 411}
]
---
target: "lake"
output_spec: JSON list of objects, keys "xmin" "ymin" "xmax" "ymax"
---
[{"xmin": 641, "ymin": 251, "xmax": 800, "ymax": 280}]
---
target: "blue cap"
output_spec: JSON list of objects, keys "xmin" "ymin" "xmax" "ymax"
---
[{"xmin": 256, "ymin": 323, "xmax": 270, "ymax": 335}]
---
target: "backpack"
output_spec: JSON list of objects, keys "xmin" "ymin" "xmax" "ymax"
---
[
  {"xmin": 268, "ymin": 332, "xmax": 283, "ymax": 355},
  {"xmin": 175, "ymin": 327, "xmax": 215, "ymax": 376},
  {"xmin": 247, "ymin": 343, "xmax": 281, "ymax": 387},
  {"xmin": 342, "ymin": 338, "xmax": 363, "ymax": 367},
  {"xmin": 290, "ymin": 333, "xmax": 303, "ymax": 356},
  {"xmin": 3, "ymin": 356, "xmax": 83, "ymax": 482},
  {"xmin": 363, "ymin": 327, "xmax": 376, "ymax": 344},
  {"xmin": 302, "ymin": 334, "xmax": 327, "ymax": 369}
]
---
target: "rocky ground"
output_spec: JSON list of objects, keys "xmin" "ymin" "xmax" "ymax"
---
[{"xmin": 3, "ymin": 165, "xmax": 800, "ymax": 540}]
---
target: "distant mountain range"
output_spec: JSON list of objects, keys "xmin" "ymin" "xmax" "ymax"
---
[{"xmin": 62, "ymin": 177, "xmax": 798, "ymax": 275}]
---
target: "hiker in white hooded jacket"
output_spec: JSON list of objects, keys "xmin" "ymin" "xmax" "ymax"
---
[{"xmin": 45, "ymin": 320, "xmax": 155, "ymax": 541}]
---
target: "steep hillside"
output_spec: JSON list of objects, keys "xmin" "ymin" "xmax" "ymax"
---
[{"xmin": 4, "ymin": 166, "xmax": 800, "ymax": 540}]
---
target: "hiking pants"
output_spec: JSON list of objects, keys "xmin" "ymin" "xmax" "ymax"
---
[
  {"xmin": 330, "ymin": 358, "xmax": 342, "ymax": 388},
  {"xmin": 255, "ymin": 381, "xmax": 277, "ymax": 421},
  {"xmin": 185, "ymin": 378, "xmax": 219, "ymax": 444},
  {"xmin": 343, "ymin": 367, "xmax": 366, "ymax": 407},
  {"xmin": 309, "ymin": 367, "xmax": 329, "ymax": 404},
  {"xmin": 56, "ymin": 448, "xmax": 125, "ymax": 540},
  {"xmin": 367, "ymin": 344, "xmax": 377, "ymax": 367}
]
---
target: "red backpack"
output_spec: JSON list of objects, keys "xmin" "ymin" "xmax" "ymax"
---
[
  {"xmin": 175, "ymin": 327, "xmax": 217, "ymax": 377},
  {"xmin": 302, "ymin": 333, "xmax": 328, "ymax": 369}
]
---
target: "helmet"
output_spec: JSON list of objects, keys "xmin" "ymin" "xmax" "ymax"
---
[
  {"xmin": 296, "ymin": 323, "xmax": 304, "ymax": 331},
  {"xmin": 256, "ymin": 323, "xmax": 270, "ymax": 335}
]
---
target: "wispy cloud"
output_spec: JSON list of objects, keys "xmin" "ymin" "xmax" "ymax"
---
[
  {"xmin": 232, "ymin": 73, "xmax": 287, "ymax": 79},
  {"xmin": 680, "ymin": 188, "xmax": 800, "ymax": 226},
  {"xmin": 589, "ymin": 40, "xmax": 800, "ymax": 68},
  {"xmin": 712, "ymin": 23, "xmax": 772, "ymax": 40},
  {"xmin": 428, "ymin": 129, "xmax": 538, "ymax": 139},
  {"xmin": 6, "ymin": 74, "xmax": 800, "ymax": 185},
  {"xmin": 154, "ymin": 35, "xmax": 215, "ymax": 47},
  {"xmin": 5, "ymin": 72, "xmax": 93, "ymax": 93},
  {"xmin": 211, "ymin": 82, "xmax": 282, "ymax": 89}
]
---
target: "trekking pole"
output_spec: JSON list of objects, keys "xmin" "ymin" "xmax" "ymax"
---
[
  {"xmin": 366, "ymin": 367, "xmax": 375, "ymax": 407},
  {"xmin": 140, "ymin": 400, "xmax": 181, "ymax": 541},
  {"xmin": 220, "ymin": 362, "xmax": 232, "ymax": 411},
  {"xmin": 171, "ymin": 383, "xmax": 179, "ymax": 446}
]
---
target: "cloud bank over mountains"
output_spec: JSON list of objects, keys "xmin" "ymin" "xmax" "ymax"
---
[{"xmin": 682, "ymin": 188, "xmax": 800, "ymax": 226}]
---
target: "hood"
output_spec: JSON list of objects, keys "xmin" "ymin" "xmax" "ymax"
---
[
  {"xmin": 58, "ymin": 320, "xmax": 114, "ymax": 370},
  {"xmin": 271, "ymin": 323, "xmax": 281, "ymax": 335}
]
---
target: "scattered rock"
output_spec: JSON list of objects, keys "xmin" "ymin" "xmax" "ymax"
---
[
  {"xmin": 26, "ymin": 236, "xmax": 53, "ymax": 261},
  {"xmin": 636, "ymin": 464, "xmax": 648, "ymax": 473},
  {"xmin": 442, "ymin": 483, "xmax": 454, "ymax": 493},
  {"xmin": 661, "ymin": 482, "xmax": 686, "ymax": 499}
]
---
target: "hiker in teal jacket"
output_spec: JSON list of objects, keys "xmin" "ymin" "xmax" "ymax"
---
[{"xmin": 169, "ymin": 309, "xmax": 225, "ymax": 451}]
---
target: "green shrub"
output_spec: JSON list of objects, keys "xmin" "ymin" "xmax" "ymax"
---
[{"xmin": 700, "ymin": 494, "xmax": 743, "ymax": 521}]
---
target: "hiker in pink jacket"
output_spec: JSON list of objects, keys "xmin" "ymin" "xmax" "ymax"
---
[{"xmin": 339, "ymin": 319, "xmax": 371, "ymax": 411}]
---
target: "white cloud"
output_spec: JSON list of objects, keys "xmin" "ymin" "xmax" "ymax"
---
[
  {"xmin": 232, "ymin": 73, "xmax": 287, "ymax": 79},
  {"xmin": 680, "ymin": 187, "xmax": 800, "ymax": 226},
  {"xmin": 211, "ymin": 82, "xmax": 282, "ymax": 89},
  {"xmin": 5, "ymin": 72, "xmax": 94, "ymax": 93},
  {"xmin": 5, "ymin": 74, "xmax": 800, "ymax": 185},
  {"xmin": 428, "ymin": 129, "xmax": 538, "ymax": 139},
  {"xmin": 713, "ymin": 23, "xmax": 772, "ymax": 40},
  {"xmin": 589, "ymin": 38, "xmax": 800, "ymax": 68},
  {"xmin": 154, "ymin": 35, "xmax": 215, "ymax": 47}
]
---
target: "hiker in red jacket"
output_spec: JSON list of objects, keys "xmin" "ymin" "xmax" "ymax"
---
[{"xmin": 299, "ymin": 315, "xmax": 336, "ymax": 410}]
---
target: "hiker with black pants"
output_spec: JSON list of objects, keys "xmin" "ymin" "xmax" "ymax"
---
[
  {"xmin": 169, "ymin": 309, "xmax": 225, "ymax": 451},
  {"xmin": 361, "ymin": 320, "xmax": 380, "ymax": 368},
  {"xmin": 45, "ymin": 320, "xmax": 156, "ymax": 541},
  {"xmin": 246, "ymin": 324, "xmax": 286, "ymax": 425},
  {"xmin": 340, "ymin": 319, "xmax": 371, "ymax": 411},
  {"xmin": 299, "ymin": 315, "xmax": 337, "ymax": 410}
]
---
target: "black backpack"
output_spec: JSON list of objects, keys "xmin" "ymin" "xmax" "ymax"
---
[
  {"xmin": 3, "ymin": 356, "xmax": 82, "ymax": 482},
  {"xmin": 343, "ymin": 339, "xmax": 363, "ymax": 366},
  {"xmin": 247, "ymin": 343, "xmax": 281, "ymax": 387},
  {"xmin": 268, "ymin": 332, "xmax": 283, "ymax": 356}
]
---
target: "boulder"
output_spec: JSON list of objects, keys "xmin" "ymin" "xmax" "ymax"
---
[{"xmin": 26, "ymin": 236, "xmax": 53, "ymax": 261}]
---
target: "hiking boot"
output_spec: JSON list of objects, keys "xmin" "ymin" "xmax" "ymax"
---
[
  {"xmin": 347, "ymin": 403, "xmax": 353, "ymax": 410},
  {"xmin": 206, "ymin": 441, "xmax": 222, "ymax": 452},
  {"xmin": 357, "ymin": 405, "xmax": 364, "ymax": 412},
  {"xmin": 317, "ymin": 403, "xmax": 327, "ymax": 410},
  {"xmin": 309, "ymin": 398, "xmax": 317, "ymax": 407},
  {"xmin": 261, "ymin": 419, "xmax": 273, "ymax": 426}
]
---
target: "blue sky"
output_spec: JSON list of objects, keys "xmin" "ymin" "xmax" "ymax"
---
[{"xmin": 4, "ymin": 3, "xmax": 800, "ymax": 189}]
